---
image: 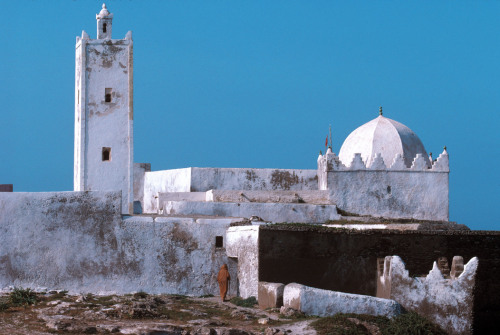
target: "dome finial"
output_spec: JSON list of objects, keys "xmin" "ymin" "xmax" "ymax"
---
[
  {"xmin": 379, "ymin": 106, "xmax": 383, "ymax": 116},
  {"xmin": 98, "ymin": 3, "xmax": 110, "ymax": 17}
]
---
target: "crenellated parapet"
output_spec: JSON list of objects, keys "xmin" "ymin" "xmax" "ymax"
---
[
  {"xmin": 317, "ymin": 147, "xmax": 449, "ymax": 172},
  {"xmin": 377, "ymin": 255, "xmax": 477, "ymax": 335},
  {"xmin": 317, "ymin": 147, "xmax": 450, "ymax": 221}
]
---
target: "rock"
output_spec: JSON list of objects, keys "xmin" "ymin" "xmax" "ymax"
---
[
  {"xmin": 265, "ymin": 328, "xmax": 287, "ymax": 335},
  {"xmin": 192, "ymin": 327, "xmax": 217, "ymax": 335},
  {"xmin": 230, "ymin": 309, "xmax": 254, "ymax": 320},
  {"xmin": 258, "ymin": 317, "xmax": 270, "ymax": 325},
  {"xmin": 218, "ymin": 329, "xmax": 253, "ymax": 335},
  {"xmin": 258, "ymin": 282, "xmax": 285, "ymax": 310},
  {"xmin": 279, "ymin": 306, "xmax": 303, "ymax": 318}
]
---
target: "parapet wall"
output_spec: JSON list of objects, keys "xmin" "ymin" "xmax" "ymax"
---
[
  {"xmin": 317, "ymin": 149, "xmax": 449, "ymax": 220},
  {"xmin": 377, "ymin": 256, "xmax": 477, "ymax": 335},
  {"xmin": 142, "ymin": 167, "xmax": 318, "ymax": 213},
  {"xmin": 0, "ymin": 191, "xmax": 238, "ymax": 296}
]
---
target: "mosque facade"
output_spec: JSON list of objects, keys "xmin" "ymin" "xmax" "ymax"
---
[
  {"xmin": 4, "ymin": 5, "xmax": 499, "ymax": 334},
  {"xmin": 76, "ymin": 5, "xmax": 449, "ymax": 223}
]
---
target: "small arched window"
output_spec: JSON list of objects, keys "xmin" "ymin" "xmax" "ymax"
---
[{"xmin": 103, "ymin": 23, "xmax": 107, "ymax": 33}]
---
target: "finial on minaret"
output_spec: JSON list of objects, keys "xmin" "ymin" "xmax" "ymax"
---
[
  {"xmin": 96, "ymin": 3, "xmax": 113, "ymax": 39},
  {"xmin": 329, "ymin": 124, "xmax": 332, "ymax": 149},
  {"xmin": 444, "ymin": 146, "xmax": 447, "ymax": 151},
  {"xmin": 379, "ymin": 106, "xmax": 383, "ymax": 116},
  {"xmin": 99, "ymin": 4, "xmax": 110, "ymax": 17},
  {"xmin": 319, "ymin": 150, "xmax": 323, "ymax": 156}
]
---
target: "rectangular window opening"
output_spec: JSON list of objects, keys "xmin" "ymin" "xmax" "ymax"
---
[
  {"xmin": 105, "ymin": 88, "xmax": 112, "ymax": 103},
  {"xmin": 215, "ymin": 236, "xmax": 223, "ymax": 248},
  {"xmin": 102, "ymin": 147, "xmax": 111, "ymax": 161}
]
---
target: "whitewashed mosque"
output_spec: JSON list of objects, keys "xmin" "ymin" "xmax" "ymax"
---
[
  {"xmin": 6, "ymin": 7, "xmax": 500, "ymax": 335},
  {"xmin": 75, "ymin": 4, "xmax": 449, "ymax": 224}
]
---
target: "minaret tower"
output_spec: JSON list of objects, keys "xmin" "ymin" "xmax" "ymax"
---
[{"xmin": 74, "ymin": 4, "xmax": 134, "ymax": 214}]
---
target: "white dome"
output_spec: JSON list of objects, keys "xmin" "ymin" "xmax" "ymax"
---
[{"xmin": 338, "ymin": 114, "xmax": 430, "ymax": 168}]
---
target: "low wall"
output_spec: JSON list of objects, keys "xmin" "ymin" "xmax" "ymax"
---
[
  {"xmin": 258, "ymin": 225, "xmax": 500, "ymax": 334},
  {"xmin": 190, "ymin": 168, "xmax": 318, "ymax": 192},
  {"xmin": 143, "ymin": 168, "xmax": 192, "ymax": 213},
  {"xmin": 283, "ymin": 283, "xmax": 401, "ymax": 318},
  {"xmin": 164, "ymin": 201, "xmax": 339, "ymax": 223},
  {"xmin": 207, "ymin": 190, "xmax": 330, "ymax": 204},
  {"xmin": 0, "ymin": 191, "xmax": 238, "ymax": 296},
  {"xmin": 378, "ymin": 256, "xmax": 477, "ymax": 335}
]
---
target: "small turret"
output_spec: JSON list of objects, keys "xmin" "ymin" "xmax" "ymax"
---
[{"xmin": 96, "ymin": 4, "xmax": 113, "ymax": 39}]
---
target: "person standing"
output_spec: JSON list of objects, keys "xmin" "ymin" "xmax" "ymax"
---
[{"xmin": 217, "ymin": 264, "xmax": 231, "ymax": 302}]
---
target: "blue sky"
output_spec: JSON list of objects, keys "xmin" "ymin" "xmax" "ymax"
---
[{"xmin": 0, "ymin": 1, "xmax": 498, "ymax": 230}]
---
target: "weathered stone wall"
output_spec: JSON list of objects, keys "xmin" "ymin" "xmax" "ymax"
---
[
  {"xmin": 283, "ymin": 282, "xmax": 402, "ymax": 318},
  {"xmin": 378, "ymin": 256, "xmax": 477, "ymax": 335},
  {"xmin": 318, "ymin": 149, "xmax": 449, "ymax": 221},
  {"xmin": 163, "ymin": 201, "xmax": 339, "ymax": 223},
  {"xmin": 143, "ymin": 168, "xmax": 318, "ymax": 214},
  {"xmin": 190, "ymin": 168, "xmax": 318, "ymax": 192},
  {"xmin": 207, "ymin": 190, "xmax": 330, "ymax": 204},
  {"xmin": 325, "ymin": 170, "xmax": 448, "ymax": 221},
  {"xmin": 226, "ymin": 226, "xmax": 260, "ymax": 299},
  {"xmin": 258, "ymin": 226, "xmax": 500, "ymax": 334},
  {"xmin": 0, "ymin": 191, "xmax": 238, "ymax": 296}
]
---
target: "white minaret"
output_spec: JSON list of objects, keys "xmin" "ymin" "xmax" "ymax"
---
[{"xmin": 74, "ymin": 4, "xmax": 134, "ymax": 215}]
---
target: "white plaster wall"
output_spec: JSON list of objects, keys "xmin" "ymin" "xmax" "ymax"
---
[
  {"xmin": 226, "ymin": 226, "xmax": 260, "ymax": 298},
  {"xmin": 164, "ymin": 201, "xmax": 340, "ymax": 223},
  {"xmin": 75, "ymin": 35, "xmax": 134, "ymax": 215},
  {"xmin": 207, "ymin": 190, "xmax": 330, "ymax": 204},
  {"xmin": 283, "ymin": 283, "xmax": 401, "ymax": 318},
  {"xmin": 133, "ymin": 163, "xmax": 150, "ymax": 212},
  {"xmin": 190, "ymin": 168, "xmax": 318, "ymax": 192},
  {"xmin": 142, "ymin": 169, "xmax": 192, "ymax": 213},
  {"xmin": 0, "ymin": 192, "xmax": 239, "ymax": 296},
  {"xmin": 326, "ymin": 170, "xmax": 449, "ymax": 221}
]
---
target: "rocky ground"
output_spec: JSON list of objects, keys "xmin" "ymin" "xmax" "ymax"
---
[
  {"xmin": 0, "ymin": 290, "xmax": 447, "ymax": 335},
  {"xmin": 0, "ymin": 290, "xmax": 320, "ymax": 335}
]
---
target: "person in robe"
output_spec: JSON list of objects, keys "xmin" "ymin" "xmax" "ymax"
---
[{"xmin": 217, "ymin": 264, "xmax": 230, "ymax": 302}]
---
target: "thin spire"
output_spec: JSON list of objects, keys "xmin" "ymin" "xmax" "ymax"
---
[
  {"xmin": 379, "ymin": 106, "xmax": 383, "ymax": 116},
  {"xmin": 329, "ymin": 124, "xmax": 332, "ymax": 149}
]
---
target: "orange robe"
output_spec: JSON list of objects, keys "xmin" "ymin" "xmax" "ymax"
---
[{"xmin": 217, "ymin": 264, "xmax": 231, "ymax": 301}]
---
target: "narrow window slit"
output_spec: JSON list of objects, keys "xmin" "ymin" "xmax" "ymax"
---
[
  {"xmin": 105, "ymin": 88, "xmax": 112, "ymax": 102},
  {"xmin": 102, "ymin": 147, "xmax": 111, "ymax": 161},
  {"xmin": 215, "ymin": 236, "xmax": 223, "ymax": 248}
]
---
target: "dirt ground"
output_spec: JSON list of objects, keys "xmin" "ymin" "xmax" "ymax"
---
[{"xmin": 0, "ymin": 291, "xmax": 318, "ymax": 335}]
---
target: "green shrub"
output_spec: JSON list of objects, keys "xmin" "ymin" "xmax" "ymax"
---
[
  {"xmin": 382, "ymin": 312, "xmax": 447, "ymax": 335},
  {"xmin": 9, "ymin": 287, "xmax": 38, "ymax": 306},
  {"xmin": 230, "ymin": 296, "xmax": 257, "ymax": 308},
  {"xmin": 311, "ymin": 314, "xmax": 375, "ymax": 335},
  {"xmin": 312, "ymin": 312, "xmax": 445, "ymax": 335}
]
